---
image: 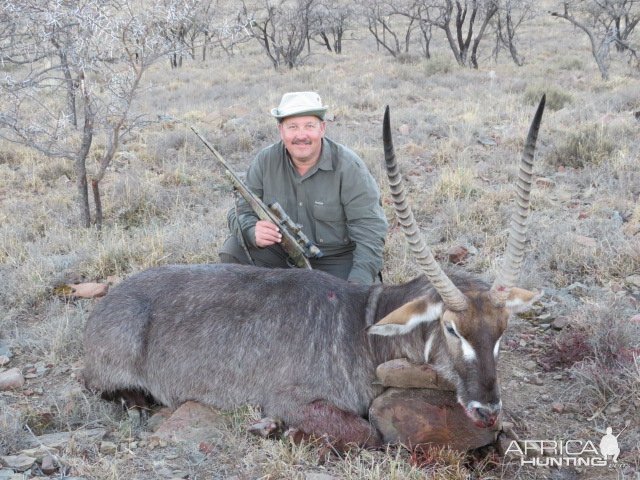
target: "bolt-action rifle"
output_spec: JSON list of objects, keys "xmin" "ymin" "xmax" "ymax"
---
[{"xmin": 191, "ymin": 126, "xmax": 323, "ymax": 269}]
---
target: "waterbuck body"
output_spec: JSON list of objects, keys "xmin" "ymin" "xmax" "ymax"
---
[
  {"xmin": 83, "ymin": 263, "xmax": 536, "ymax": 445},
  {"xmin": 83, "ymin": 96, "xmax": 546, "ymax": 447}
]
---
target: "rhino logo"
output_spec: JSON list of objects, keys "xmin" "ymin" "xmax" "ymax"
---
[{"xmin": 599, "ymin": 427, "xmax": 621, "ymax": 462}]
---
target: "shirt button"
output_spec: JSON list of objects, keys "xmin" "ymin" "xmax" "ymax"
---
[
  {"xmin": 299, "ymin": 202, "xmax": 303, "ymax": 206},
  {"xmin": 319, "ymin": 239, "xmax": 324, "ymax": 243}
]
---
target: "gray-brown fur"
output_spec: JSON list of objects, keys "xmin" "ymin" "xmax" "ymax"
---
[{"xmin": 83, "ymin": 263, "xmax": 488, "ymax": 433}]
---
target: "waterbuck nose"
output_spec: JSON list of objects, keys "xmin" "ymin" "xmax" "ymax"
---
[{"xmin": 473, "ymin": 406, "xmax": 498, "ymax": 427}]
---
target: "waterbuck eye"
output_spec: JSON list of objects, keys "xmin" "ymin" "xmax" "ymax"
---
[{"xmin": 445, "ymin": 324, "xmax": 459, "ymax": 338}]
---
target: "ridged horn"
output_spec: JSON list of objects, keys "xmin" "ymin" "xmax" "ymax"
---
[
  {"xmin": 490, "ymin": 95, "xmax": 546, "ymax": 303},
  {"xmin": 383, "ymin": 106, "xmax": 468, "ymax": 312}
]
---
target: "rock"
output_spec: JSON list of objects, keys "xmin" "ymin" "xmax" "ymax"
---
[
  {"xmin": 152, "ymin": 401, "xmax": 226, "ymax": 445},
  {"xmin": 565, "ymin": 282, "xmax": 589, "ymax": 297},
  {"xmin": 571, "ymin": 234, "xmax": 597, "ymax": 249},
  {"xmin": 25, "ymin": 428, "xmax": 107, "ymax": 449},
  {"xmin": 369, "ymin": 388, "xmax": 500, "ymax": 451},
  {"xmin": 523, "ymin": 360, "xmax": 537, "ymax": 371},
  {"xmin": 529, "ymin": 374, "xmax": 544, "ymax": 386},
  {"xmin": 398, "ymin": 124, "xmax": 410, "ymax": 135},
  {"xmin": 625, "ymin": 275, "xmax": 640, "ymax": 289},
  {"xmin": 551, "ymin": 317, "xmax": 569, "ymax": 330},
  {"xmin": 606, "ymin": 404, "xmax": 622, "ymax": 415},
  {"xmin": 375, "ymin": 359, "xmax": 454, "ymax": 390},
  {"xmin": 535, "ymin": 177, "xmax": 555, "ymax": 188},
  {"xmin": 447, "ymin": 245, "xmax": 469, "ymax": 265},
  {"xmin": 0, "ymin": 455, "xmax": 35, "ymax": 472},
  {"xmin": 0, "ymin": 368, "xmax": 24, "ymax": 391},
  {"xmin": 40, "ymin": 455, "xmax": 57, "ymax": 475},
  {"xmin": 0, "ymin": 341, "xmax": 10, "ymax": 358},
  {"xmin": 23, "ymin": 362, "xmax": 49, "ymax": 379},
  {"xmin": 69, "ymin": 282, "xmax": 109, "ymax": 299},
  {"xmin": 551, "ymin": 403, "xmax": 565, "ymax": 413},
  {"xmin": 0, "ymin": 469, "xmax": 15, "ymax": 480},
  {"xmin": 99, "ymin": 441, "xmax": 117, "ymax": 455},
  {"xmin": 0, "ymin": 355, "xmax": 9, "ymax": 366},
  {"xmin": 305, "ymin": 473, "xmax": 339, "ymax": 480},
  {"xmin": 147, "ymin": 408, "xmax": 173, "ymax": 431},
  {"xmin": 495, "ymin": 431, "xmax": 517, "ymax": 457},
  {"xmin": 477, "ymin": 136, "xmax": 497, "ymax": 146},
  {"xmin": 198, "ymin": 441, "xmax": 216, "ymax": 455}
]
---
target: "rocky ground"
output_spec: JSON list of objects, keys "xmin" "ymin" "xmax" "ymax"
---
[{"xmin": 1, "ymin": 284, "xmax": 638, "ymax": 479}]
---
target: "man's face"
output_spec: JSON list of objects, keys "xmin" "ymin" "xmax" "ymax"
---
[{"xmin": 278, "ymin": 115, "xmax": 326, "ymax": 165}]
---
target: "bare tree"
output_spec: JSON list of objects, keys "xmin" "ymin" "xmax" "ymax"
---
[
  {"xmin": 415, "ymin": 2, "xmax": 435, "ymax": 58},
  {"xmin": 494, "ymin": 0, "xmax": 536, "ymax": 66},
  {"xmin": 200, "ymin": 4, "xmax": 253, "ymax": 59},
  {"xmin": 356, "ymin": 0, "xmax": 420, "ymax": 58},
  {"xmin": 310, "ymin": 0, "xmax": 354, "ymax": 54},
  {"xmin": 154, "ymin": 0, "xmax": 201, "ymax": 68},
  {"xmin": 0, "ymin": 0, "xmax": 170, "ymax": 228},
  {"xmin": 426, "ymin": 0, "xmax": 499, "ymax": 68},
  {"xmin": 550, "ymin": 1, "xmax": 640, "ymax": 80},
  {"xmin": 242, "ymin": 0, "xmax": 316, "ymax": 69}
]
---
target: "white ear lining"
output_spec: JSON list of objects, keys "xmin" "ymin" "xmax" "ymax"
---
[
  {"xmin": 368, "ymin": 302, "xmax": 443, "ymax": 337},
  {"xmin": 505, "ymin": 289, "xmax": 543, "ymax": 313}
]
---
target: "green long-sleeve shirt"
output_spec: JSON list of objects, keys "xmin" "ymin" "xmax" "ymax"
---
[{"xmin": 234, "ymin": 137, "xmax": 388, "ymax": 284}]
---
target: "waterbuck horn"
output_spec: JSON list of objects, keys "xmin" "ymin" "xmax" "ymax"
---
[
  {"xmin": 383, "ymin": 106, "xmax": 468, "ymax": 312},
  {"xmin": 490, "ymin": 95, "xmax": 546, "ymax": 304}
]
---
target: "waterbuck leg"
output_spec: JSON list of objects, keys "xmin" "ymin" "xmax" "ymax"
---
[
  {"xmin": 287, "ymin": 400, "xmax": 382, "ymax": 451},
  {"xmin": 101, "ymin": 388, "xmax": 156, "ymax": 422}
]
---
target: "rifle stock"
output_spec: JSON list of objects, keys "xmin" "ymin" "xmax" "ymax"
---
[{"xmin": 191, "ymin": 126, "xmax": 322, "ymax": 269}]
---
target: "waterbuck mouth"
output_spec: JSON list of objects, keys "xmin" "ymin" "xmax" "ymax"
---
[{"xmin": 460, "ymin": 400, "xmax": 501, "ymax": 429}]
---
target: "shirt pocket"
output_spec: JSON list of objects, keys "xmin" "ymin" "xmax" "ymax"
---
[{"xmin": 313, "ymin": 203, "xmax": 348, "ymax": 246}]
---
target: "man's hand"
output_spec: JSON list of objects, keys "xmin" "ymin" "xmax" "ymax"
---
[{"xmin": 255, "ymin": 220, "xmax": 282, "ymax": 247}]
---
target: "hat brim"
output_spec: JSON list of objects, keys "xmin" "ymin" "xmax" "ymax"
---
[{"xmin": 271, "ymin": 106, "xmax": 328, "ymax": 120}]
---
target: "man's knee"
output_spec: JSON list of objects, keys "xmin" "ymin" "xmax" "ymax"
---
[
  {"xmin": 219, "ymin": 236, "xmax": 251, "ymax": 265},
  {"xmin": 219, "ymin": 252, "xmax": 242, "ymax": 264}
]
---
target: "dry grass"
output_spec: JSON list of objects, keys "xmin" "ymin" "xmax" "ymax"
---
[{"xmin": 1, "ymin": 7, "xmax": 639, "ymax": 479}]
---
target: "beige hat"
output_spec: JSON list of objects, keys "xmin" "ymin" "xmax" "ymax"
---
[{"xmin": 271, "ymin": 91, "xmax": 328, "ymax": 120}]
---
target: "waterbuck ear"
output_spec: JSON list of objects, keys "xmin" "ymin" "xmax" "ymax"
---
[
  {"xmin": 368, "ymin": 298, "xmax": 443, "ymax": 337},
  {"xmin": 505, "ymin": 288, "xmax": 543, "ymax": 313}
]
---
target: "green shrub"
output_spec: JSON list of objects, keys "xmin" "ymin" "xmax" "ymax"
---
[
  {"xmin": 558, "ymin": 57, "xmax": 584, "ymax": 71},
  {"xmin": 550, "ymin": 124, "xmax": 616, "ymax": 168},
  {"xmin": 524, "ymin": 85, "xmax": 572, "ymax": 111},
  {"xmin": 423, "ymin": 56, "xmax": 454, "ymax": 76}
]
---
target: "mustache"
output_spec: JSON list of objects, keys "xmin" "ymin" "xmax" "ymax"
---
[{"xmin": 292, "ymin": 140, "xmax": 312, "ymax": 145}]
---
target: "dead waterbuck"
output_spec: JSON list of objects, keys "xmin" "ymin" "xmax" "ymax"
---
[{"xmin": 82, "ymin": 96, "xmax": 546, "ymax": 448}]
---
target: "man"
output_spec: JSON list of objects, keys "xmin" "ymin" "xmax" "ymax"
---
[{"xmin": 219, "ymin": 91, "xmax": 388, "ymax": 284}]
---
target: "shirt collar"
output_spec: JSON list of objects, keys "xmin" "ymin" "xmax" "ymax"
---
[{"xmin": 316, "ymin": 138, "xmax": 333, "ymax": 171}]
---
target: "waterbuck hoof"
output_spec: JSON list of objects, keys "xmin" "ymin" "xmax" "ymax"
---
[{"xmin": 247, "ymin": 417, "xmax": 282, "ymax": 438}]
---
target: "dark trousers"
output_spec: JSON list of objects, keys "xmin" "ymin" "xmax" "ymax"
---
[{"xmin": 218, "ymin": 235, "xmax": 354, "ymax": 281}]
